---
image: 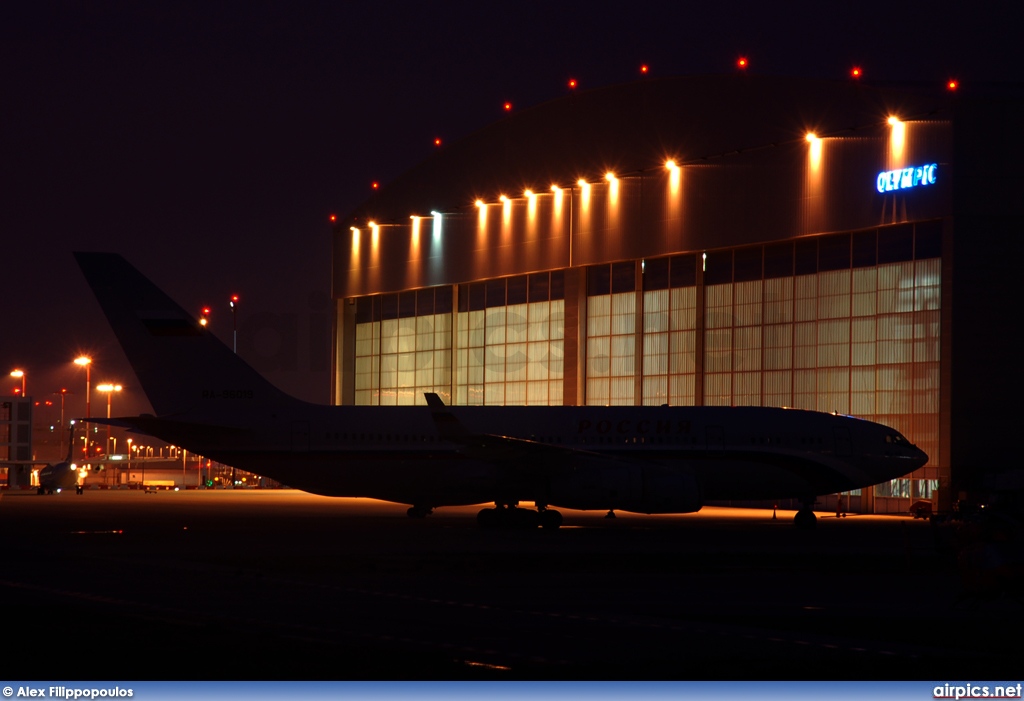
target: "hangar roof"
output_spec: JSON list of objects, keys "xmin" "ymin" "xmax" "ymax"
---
[{"xmin": 345, "ymin": 74, "xmax": 951, "ymax": 225}]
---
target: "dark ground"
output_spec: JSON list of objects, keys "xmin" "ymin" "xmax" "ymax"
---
[{"xmin": 1, "ymin": 490, "xmax": 1020, "ymax": 679}]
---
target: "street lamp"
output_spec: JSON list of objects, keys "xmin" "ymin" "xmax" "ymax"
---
[
  {"xmin": 74, "ymin": 356, "xmax": 92, "ymax": 419},
  {"xmin": 96, "ymin": 383, "xmax": 122, "ymax": 457},
  {"xmin": 229, "ymin": 295, "xmax": 239, "ymax": 354},
  {"xmin": 9, "ymin": 369, "xmax": 25, "ymax": 397},
  {"xmin": 74, "ymin": 356, "xmax": 92, "ymax": 457}
]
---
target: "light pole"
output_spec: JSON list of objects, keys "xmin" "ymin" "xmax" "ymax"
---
[
  {"xmin": 57, "ymin": 389, "xmax": 67, "ymax": 457},
  {"xmin": 74, "ymin": 357, "xmax": 92, "ymax": 457},
  {"xmin": 9, "ymin": 369, "xmax": 25, "ymax": 397},
  {"xmin": 96, "ymin": 383, "xmax": 122, "ymax": 457},
  {"xmin": 229, "ymin": 295, "xmax": 239, "ymax": 354},
  {"xmin": 126, "ymin": 438, "xmax": 133, "ymax": 486}
]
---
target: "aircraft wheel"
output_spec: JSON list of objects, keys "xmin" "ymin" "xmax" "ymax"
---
[
  {"xmin": 539, "ymin": 509, "xmax": 563, "ymax": 530},
  {"xmin": 510, "ymin": 507, "xmax": 540, "ymax": 530},
  {"xmin": 794, "ymin": 508, "xmax": 817, "ymax": 530},
  {"xmin": 477, "ymin": 508, "xmax": 499, "ymax": 529},
  {"xmin": 37, "ymin": 487, "xmax": 45, "ymax": 495},
  {"xmin": 407, "ymin": 505, "xmax": 432, "ymax": 518},
  {"xmin": 76, "ymin": 485, "xmax": 83, "ymax": 495}
]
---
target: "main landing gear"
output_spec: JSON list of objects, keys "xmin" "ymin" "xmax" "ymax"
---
[
  {"xmin": 794, "ymin": 498, "xmax": 818, "ymax": 530},
  {"xmin": 406, "ymin": 505, "xmax": 433, "ymax": 518},
  {"xmin": 477, "ymin": 503, "xmax": 563, "ymax": 530}
]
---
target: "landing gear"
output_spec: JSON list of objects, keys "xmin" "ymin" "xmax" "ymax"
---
[
  {"xmin": 477, "ymin": 503, "xmax": 561, "ymax": 530},
  {"xmin": 406, "ymin": 505, "xmax": 433, "ymax": 518},
  {"xmin": 75, "ymin": 485, "xmax": 83, "ymax": 495},
  {"xmin": 794, "ymin": 498, "xmax": 817, "ymax": 529}
]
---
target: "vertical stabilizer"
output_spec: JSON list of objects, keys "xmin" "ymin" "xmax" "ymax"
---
[{"xmin": 74, "ymin": 252, "xmax": 295, "ymax": 417}]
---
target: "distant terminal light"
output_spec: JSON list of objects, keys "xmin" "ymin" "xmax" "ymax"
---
[
  {"xmin": 577, "ymin": 178, "xmax": 587, "ymax": 187},
  {"xmin": 805, "ymin": 132, "xmax": 818, "ymax": 142},
  {"xmin": 524, "ymin": 189, "xmax": 535, "ymax": 198},
  {"xmin": 664, "ymin": 159, "xmax": 678, "ymax": 170},
  {"xmin": 499, "ymin": 195, "xmax": 509, "ymax": 203},
  {"xmin": 475, "ymin": 199, "xmax": 485, "ymax": 208},
  {"xmin": 851, "ymin": 66, "xmax": 862, "ymax": 79},
  {"xmin": 947, "ymin": 79, "xmax": 958, "ymax": 91},
  {"xmin": 737, "ymin": 56, "xmax": 748, "ymax": 69},
  {"xmin": 887, "ymin": 115, "xmax": 901, "ymax": 126},
  {"xmin": 568, "ymin": 78, "xmax": 577, "ymax": 89},
  {"xmin": 550, "ymin": 184, "xmax": 562, "ymax": 193},
  {"xmin": 605, "ymin": 172, "xmax": 617, "ymax": 182}
]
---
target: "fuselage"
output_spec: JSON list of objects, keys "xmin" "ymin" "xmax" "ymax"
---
[{"xmin": 127, "ymin": 403, "xmax": 927, "ymax": 513}]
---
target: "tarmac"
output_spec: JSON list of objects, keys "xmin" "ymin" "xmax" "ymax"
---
[{"xmin": 1, "ymin": 489, "xmax": 1020, "ymax": 679}]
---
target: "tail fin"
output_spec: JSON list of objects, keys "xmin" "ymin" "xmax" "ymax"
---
[{"xmin": 74, "ymin": 252, "xmax": 295, "ymax": 417}]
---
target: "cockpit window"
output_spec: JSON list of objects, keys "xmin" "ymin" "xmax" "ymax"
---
[{"xmin": 886, "ymin": 434, "xmax": 907, "ymax": 444}]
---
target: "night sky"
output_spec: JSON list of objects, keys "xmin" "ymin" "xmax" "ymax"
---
[{"xmin": 3, "ymin": 1, "xmax": 1020, "ymax": 419}]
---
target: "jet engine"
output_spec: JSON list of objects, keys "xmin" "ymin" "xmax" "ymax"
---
[{"xmin": 546, "ymin": 461, "xmax": 702, "ymax": 514}]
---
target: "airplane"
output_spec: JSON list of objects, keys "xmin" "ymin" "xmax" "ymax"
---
[
  {"xmin": 73, "ymin": 251, "xmax": 928, "ymax": 529},
  {"xmin": 1, "ymin": 425, "xmax": 84, "ymax": 495}
]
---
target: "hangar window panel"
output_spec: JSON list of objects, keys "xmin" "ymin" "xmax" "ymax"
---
[
  {"xmin": 704, "ymin": 373, "xmax": 732, "ymax": 406},
  {"xmin": 705, "ymin": 285, "xmax": 733, "ymax": 329},
  {"xmin": 734, "ymin": 326, "xmax": 762, "ymax": 372},
  {"xmin": 587, "ymin": 289, "xmax": 637, "ymax": 406},
  {"xmin": 705, "ymin": 328, "xmax": 733, "ymax": 373},
  {"xmin": 817, "ymin": 270, "xmax": 850, "ymax": 319},
  {"xmin": 816, "ymin": 368, "xmax": 849, "ymax": 414},
  {"xmin": 852, "ymin": 230, "xmax": 877, "ymax": 268},
  {"xmin": 764, "ymin": 242, "xmax": 794, "ymax": 280},
  {"xmin": 643, "ymin": 258, "xmax": 669, "ymax": 292},
  {"xmin": 792, "ymin": 369, "xmax": 817, "ymax": 410},
  {"xmin": 704, "ymin": 250, "xmax": 733, "ymax": 286},
  {"xmin": 764, "ymin": 277, "xmax": 793, "ymax": 324},
  {"xmin": 734, "ymin": 372, "xmax": 761, "ymax": 406},
  {"xmin": 818, "ymin": 233, "xmax": 851, "ymax": 272},
  {"xmin": 876, "ymin": 261, "xmax": 915, "ymax": 314},
  {"xmin": 877, "ymin": 224, "xmax": 914, "ymax": 264},
  {"xmin": 794, "ymin": 275, "xmax": 817, "ymax": 322},
  {"xmin": 643, "ymin": 376, "xmax": 668, "ymax": 406},
  {"xmin": 793, "ymin": 322, "xmax": 817, "ymax": 369},
  {"xmin": 734, "ymin": 247, "xmax": 763, "ymax": 283},
  {"xmin": 734, "ymin": 280, "xmax": 762, "ymax": 327},
  {"xmin": 670, "ymin": 254, "xmax": 697, "ymax": 288},
  {"xmin": 817, "ymin": 319, "xmax": 850, "ymax": 367},
  {"xmin": 764, "ymin": 326, "xmax": 792, "ymax": 371},
  {"xmin": 914, "ymin": 258, "xmax": 941, "ymax": 311},
  {"xmin": 763, "ymin": 370, "xmax": 792, "ymax": 408},
  {"xmin": 669, "ymin": 374, "xmax": 695, "ymax": 406},
  {"xmin": 669, "ymin": 330, "xmax": 696, "ymax": 375},
  {"xmin": 915, "ymin": 220, "xmax": 942, "ymax": 260}
]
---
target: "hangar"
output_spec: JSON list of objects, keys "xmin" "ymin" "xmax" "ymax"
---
[{"xmin": 331, "ymin": 74, "xmax": 1024, "ymax": 514}]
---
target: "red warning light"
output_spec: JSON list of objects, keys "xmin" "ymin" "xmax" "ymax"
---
[
  {"xmin": 503, "ymin": 101, "xmax": 512, "ymax": 112},
  {"xmin": 568, "ymin": 78, "xmax": 577, "ymax": 89},
  {"xmin": 371, "ymin": 181, "xmax": 379, "ymax": 190},
  {"xmin": 640, "ymin": 64, "xmax": 649, "ymax": 74},
  {"xmin": 434, "ymin": 137, "xmax": 442, "ymax": 146},
  {"xmin": 851, "ymin": 66, "xmax": 862, "ymax": 79},
  {"xmin": 947, "ymin": 79, "xmax": 958, "ymax": 91},
  {"xmin": 202, "ymin": 307, "xmax": 211, "ymax": 315},
  {"xmin": 737, "ymin": 56, "xmax": 748, "ymax": 69},
  {"xmin": 329, "ymin": 214, "xmax": 337, "ymax": 223}
]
